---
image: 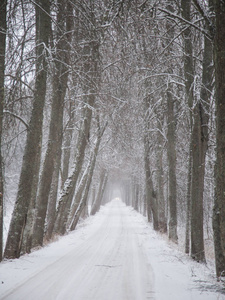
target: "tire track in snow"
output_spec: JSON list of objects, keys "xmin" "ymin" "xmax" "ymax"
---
[{"xmin": 2, "ymin": 200, "xmax": 155, "ymax": 300}]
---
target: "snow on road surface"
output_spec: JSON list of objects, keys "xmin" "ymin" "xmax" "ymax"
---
[{"xmin": 0, "ymin": 199, "xmax": 224, "ymax": 300}]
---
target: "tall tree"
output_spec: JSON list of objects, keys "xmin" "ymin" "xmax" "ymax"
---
[
  {"xmin": 213, "ymin": 0, "xmax": 225, "ymax": 278},
  {"xmin": 31, "ymin": 0, "xmax": 73, "ymax": 248},
  {"xmin": 70, "ymin": 120, "xmax": 106, "ymax": 230},
  {"xmin": 61, "ymin": 99, "xmax": 76, "ymax": 188},
  {"xmin": 143, "ymin": 95, "xmax": 158, "ymax": 230},
  {"xmin": 53, "ymin": 103, "xmax": 94, "ymax": 235},
  {"xmin": 181, "ymin": 0, "xmax": 195, "ymax": 255},
  {"xmin": 165, "ymin": 0, "xmax": 178, "ymax": 242},
  {"xmin": 0, "ymin": 0, "xmax": 7, "ymax": 261},
  {"xmin": 90, "ymin": 169, "xmax": 108, "ymax": 216},
  {"xmin": 190, "ymin": 1, "xmax": 213, "ymax": 262},
  {"xmin": 156, "ymin": 115, "xmax": 167, "ymax": 233},
  {"xmin": 4, "ymin": 0, "xmax": 51, "ymax": 259},
  {"xmin": 53, "ymin": 1, "xmax": 101, "ymax": 236}
]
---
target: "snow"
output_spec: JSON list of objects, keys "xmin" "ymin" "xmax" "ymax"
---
[{"xmin": 0, "ymin": 199, "xmax": 224, "ymax": 300}]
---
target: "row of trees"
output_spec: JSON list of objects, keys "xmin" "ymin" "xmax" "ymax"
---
[{"xmin": 0, "ymin": 0, "xmax": 225, "ymax": 279}]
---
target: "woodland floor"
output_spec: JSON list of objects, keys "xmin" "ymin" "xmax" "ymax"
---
[{"xmin": 0, "ymin": 199, "xmax": 225, "ymax": 300}]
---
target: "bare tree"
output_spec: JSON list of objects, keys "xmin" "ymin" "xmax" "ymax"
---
[
  {"xmin": 156, "ymin": 114, "xmax": 167, "ymax": 233},
  {"xmin": 181, "ymin": 0, "xmax": 195, "ymax": 254},
  {"xmin": 190, "ymin": 0, "xmax": 214, "ymax": 263},
  {"xmin": 31, "ymin": 0, "xmax": 73, "ymax": 249},
  {"xmin": 53, "ymin": 0, "xmax": 103, "ymax": 236},
  {"xmin": 91, "ymin": 168, "xmax": 108, "ymax": 216},
  {"xmin": 165, "ymin": 0, "xmax": 178, "ymax": 242},
  {"xmin": 143, "ymin": 95, "xmax": 158, "ymax": 230},
  {"xmin": 70, "ymin": 120, "xmax": 107, "ymax": 230},
  {"xmin": 4, "ymin": 0, "xmax": 51, "ymax": 259},
  {"xmin": 0, "ymin": 0, "xmax": 7, "ymax": 261},
  {"xmin": 212, "ymin": 0, "xmax": 225, "ymax": 279}
]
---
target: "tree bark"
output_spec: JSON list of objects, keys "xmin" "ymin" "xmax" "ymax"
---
[
  {"xmin": 191, "ymin": 34, "xmax": 213, "ymax": 263},
  {"xmin": 144, "ymin": 133, "xmax": 158, "ymax": 230},
  {"xmin": 181, "ymin": 0, "xmax": 195, "ymax": 256},
  {"xmin": 134, "ymin": 182, "xmax": 139, "ymax": 212},
  {"xmin": 61, "ymin": 100, "xmax": 75, "ymax": 188},
  {"xmin": 4, "ymin": 0, "xmax": 51, "ymax": 259},
  {"xmin": 53, "ymin": 102, "xmax": 94, "ymax": 236},
  {"xmin": 166, "ymin": 88, "xmax": 178, "ymax": 242},
  {"xmin": 44, "ymin": 154, "xmax": 61, "ymax": 241},
  {"xmin": 53, "ymin": 29, "xmax": 100, "ymax": 236},
  {"xmin": 0, "ymin": 0, "xmax": 7, "ymax": 261},
  {"xmin": 32, "ymin": 0, "xmax": 73, "ymax": 249},
  {"xmin": 70, "ymin": 122, "xmax": 106, "ymax": 230},
  {"xmin": 80, "ymin": 203, "xmax": 89, "ymax": 219},
  {"xmin": 90, "ymin": 169, "xmax": 108, "ymax": 216},
  {"xmin": 185, "ymin": 147, "xmax": 192, "ymax": 254},
  {"xmin": 182, "ymin": 0, "xmax": 214, "ymax": 263},
  {"xmin": 166, "ymin": 0, "xmax": 178, "ymax": 243},
  {"xmin": 67, "ymin": 165, "xmax": 91, "ymax": 228},
  {"xmin": 20, "ymin": 149, "xmax": 42, "ymax": 254},
  {"xmin": 191, "ymin": 104, "xmax": 206, "ymax": 261},
  {"xmin": 156, "ymin": 117, "xmax": 167, "ymax": 233},
  {"xmin": 213, "ymin": 0, "xmax": 225, "ymax": 278}
]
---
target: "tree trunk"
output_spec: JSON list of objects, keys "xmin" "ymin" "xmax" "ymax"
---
[
  {"xmin": 191, "ymin": 35, "xmax": 213, "ymax": 263},
  {"xmin": 70, "ymin": 122, "xmax": 105, "ymax": 230},
  {"xmin": 181, "ymin": 0, "xmax": 194, "ymax": 252},
  {"xmin": 166, "ymin": 88, "xmax": 178, "ymax": 242},
  {"xmin": 70, "ymin": 181, "xmax": 90, "ymax": 231},
  {"xmin": 32, "ymin": 0, "xmax": 73, "ymax": 249},
  {"xmin": 144, "ymin": 134, "xmax": 158, "ymax": 230},
  {"xmin": 213, "ymin": 0, "xmax": 225, "ymax": 278},
  {"xmin": 182, "ymin": 0, "xmax": 213, "ymax": 262},
  {"xmin": 20, "ymin": 148, "xmax": 42, "ymax": 254},
  {"xmin": 125, "ymin": 183, "xmax": 131, "ymax": 206},
  {"xmin": 181, "ymin": 0, "xmax": 195, "ymax": 255},
  {"xmin": 91, "ymin": 186, "xmax": 96, "ymax": 206},
  {"xmin": 67, "ymin": 166, "xmax": 90, "ymax": 228},
  {"xmin": 134, "ymin": 182, "xmax": 139, "ymax": 212},
  {"xmin": 68, "ymin": 117, "xmax": 107, "ymax": 223},
  {"xmin": 185, "ymin": 147, "xmax": 192, "ymax": 254},
  {"xmin": 0, "ymin": 0, "xmax": 7, "ymax": 261},
  {"xmin": 61, "ymin": 99, "xmax": 75, "ymax": 188},
  {"xmin": 53, "ymin": 34, "xmax": 100, "ymax": 236},
  {"xmin": 131, "ymin": 176, "xmax": 135, "ymax": 208},
  {"xmin": 191, "ymin": 104, "xmax": 206, "ymax": 262},
  {"xmin": 156, "ymin": 118, "xmax": 167, "ymax": 233},
  {"xmin": 80, "ymin": 203, "xmax": 89, "ymax": 219},
  {"xmin": 4, "ymin": 0, "xmax": 51, "ymax": 259},
  {"xmin": 143, "ymin": 193, "xmax": 147, "ymax": 217},
  {"xmin": 90, "ymin": 169, "xmax": 108, "ymax": 216},
  {"xmin": 44, "ymin": 154, "xmax": 61, "ymax": 241},
  {"xmin": 53, "ymin": 103, "xmax": 94, "ymax": 236},
  {"xmin": 165, "ymin": 0, "xmax": 178, "ymax": 243}
]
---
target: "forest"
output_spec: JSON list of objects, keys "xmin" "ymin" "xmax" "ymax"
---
[{"xmin": 0, "ymin": 0, "xmax": 225, "ymax": 282}]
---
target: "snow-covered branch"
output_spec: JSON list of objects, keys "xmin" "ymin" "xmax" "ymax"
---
[{"xmin": 3, "ymin": 110, "xmax": 29, "ymax": 129}]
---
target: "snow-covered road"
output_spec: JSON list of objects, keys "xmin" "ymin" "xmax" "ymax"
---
[{"xmin": 0, "ymin": 199, "xmax": 224, "ymax": 299}]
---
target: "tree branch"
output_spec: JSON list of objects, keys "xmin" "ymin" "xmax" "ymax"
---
[
  {"xmin": 158, "ymin": 7, "xmax": 213, "ymax": 40},
  {"xmin": 3, "ymin": 110, "xmax": 29, "ymax": 129},
  {"xmin": 192, "ymin": 0, "xmax": 215, "ymax": 38}
]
